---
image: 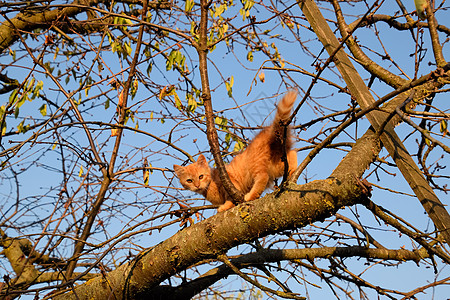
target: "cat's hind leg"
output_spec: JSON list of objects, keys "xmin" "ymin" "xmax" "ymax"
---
[
  {"xmin": 244, "ymin": 173, "xmax": 269, "ymax": 201},
  {"xmin": 287, "ymin": 150, "xmax": 298, "ymax": 177}
]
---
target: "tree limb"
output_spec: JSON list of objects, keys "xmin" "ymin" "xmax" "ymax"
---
[
  {"xmin": 53, "ymin": 109, "xmax": 383, "ymax": 299},
  {"xmin": 147, "ymin": 246, "xmax": 429, "ymax": 300},
  {"xmin": 196, "ymin": 0, "xmax": 244, "ymax": 204},
  {"xmin": 300, "ymin": 0, "xmax": 450, "ymax": 245}
]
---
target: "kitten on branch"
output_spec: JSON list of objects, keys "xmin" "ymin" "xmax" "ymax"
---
[{"xmin": 174, "ymin": 91, "xmax": 298, "ymax": 212}]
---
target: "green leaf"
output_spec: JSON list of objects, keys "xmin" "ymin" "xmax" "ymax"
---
[
  {"xmin": 414, "ymin": 0, "xmax": 428, "ymax": 20},
  {"xmin": 187, "ymin": 94, "xmax": 197, "ymax": 112},
  {"xmin": 225, "ymin": 76, "xmax": 234, "ymax": 97},
  {"xmin": 440, "ymin": 119, "xmax": 448, "ymax": 133},
  {"xmin": 39, "ymin": 104, "xmax": 47, "ymax": 116},
  {"xmin": 147, "ymin": 61, "xmax": 153, "ymax": 76},
  {"xmin": 122, "ymin": 17, "xmax": 133, "ymax": 26},
  {"xmin": 36, "ymin": 80, "xmax": 44, "ymax": 90},
  {"xmin": 193, "ymin": 88, "xmax": 201, "ymax": 99},
  {"xmin": 9, "ymin": 89, "xmax": 18, "ymax": 104},
  {"xmin": 113, "ymin": 15, "xmax": 133, "ymax": 26},
  {"xmin": 111, "ymin": 40, "xmax": 121, "ymax": 53},
  {"xmin": 123, "ymin": 109, "xmax": 131, "ymax": 125},
  {"xmin": 185, "ymin": 0, "xmax": 194, "ymax": 12},
  {"xmin": 144, "ymin": 46, "xmax": 151, "ymax": 58},
  {"xmin": 225, "ymin": 132, "xmax": 231, "ymax": 144},
  {"xmin": 33, "ymin": 80, "xmax": 43, "ymax": 98},
  {"xmin": 243, "ymin": 0, "xmax": 255, "ymax": 10},
  {"xmin": 190, "ymin": 21, "xmax": 199, "ymax": 40},
  {"xmin": 44, "ymin": 62, "xmax": 54, "ymax": 74},
  {"xmin": 174, "ymin": 93, "xmax": 182, "ymax": 110},
  {"xmin": 27, "ymin": 78, "xmax": 35, "ymax": 91},
  {"xmin": 131, "ymin": 78, "xmax": 138, "ymax": 99},
  {"xmin": 424, "ymin": 129, "xmax": 431, "ymax": 146},
  {"xmin": 16, "ymin": 95, "xmax": 26, "ymax": 108},
  {"xmin": 124, "ymin": 41, "xmax": 132, "ymax": 57},
  {"xmin": 233, "ymin": 140, "xmax": 245, "ymax": 152},
  {"xmin": 247, "ymin": 51, "xmax": 253, "ymax": 62},
  {"xmin": 166, "ymin": 50, "xmax": 185, "ymax": 71},
  {"xmin": 146, "ymin": 11, "xmax": 152, "ymax": 22},
  {"xmin": 239, "ymin": 7, "xmax": 250, "ymax": 20},
  {"xmin": 215, "ymin": 116, "xmax": 228, "ymax": 129},
  {"xmin": 213, "ymin": 3, "xmax": 227, "ymax": 18},
  {"xmin": 98, "ymin": 61, "xmax": 103, "ymax": 73},
  {"xmin": 218, "ymin": 22, "xmax": 229, "ymax": 38},
  {"xmin": 166, "ymin": 51, "xmax": 175, "ymax": 71},
  {"xmin": 106, "ymin": 32, "xmax": 113, "ymax": 44},
  {"xmin": 17, "ymin": 119, "xmax": 29, "ymax": 133},
  {"xmin": 144, "ymin": 169, "xmax": 149, "ymax": 185}
]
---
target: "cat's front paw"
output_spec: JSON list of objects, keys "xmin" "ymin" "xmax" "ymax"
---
[
  {"xmin": 218, "ymin": 201, "xmax": 235, "ymax": 212},
  {"xmin": 244, "ymin": 193, "xmax": 257, "ymax": 201}
]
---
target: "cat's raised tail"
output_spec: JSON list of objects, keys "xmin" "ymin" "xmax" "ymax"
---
[{"xmin": 272, "ymin": 90, "xmax": 297, "ymax": 135}]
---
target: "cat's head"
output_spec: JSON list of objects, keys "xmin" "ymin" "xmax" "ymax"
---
[{"xmin": 173, "ymin": 154, "xmax": 212, "ymax": 193}]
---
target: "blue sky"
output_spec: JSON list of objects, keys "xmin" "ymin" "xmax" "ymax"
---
[{"xmin": 1, "ymin": 0, "xmax": 449, "ymax": 299}]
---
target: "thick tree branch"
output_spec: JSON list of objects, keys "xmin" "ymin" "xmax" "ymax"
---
[
  {"xmin": 55, "ymin": 175, "xmax": 370, "ymax": 299},
  {"xmin": 347, "ymin": 15, "xmax": 450, "ymax": 36},
  {"xmin": 64, "ymin": 0, "xmax": 149, "ymax": 280},
  {"xmin": 300, "ymin": 0, "xmax": 450, "ymax": 244},
  {"xmin": 2, "ymin": 1, "xmax": 449, "ymax": 299},
  {"xmin": 0, "ymin": 0, "xmax": 171, "ymax": 54},
  {"xmin": 0, "ymin": 231, "xmax": 38, "ymax": 287},
  {"xmin": 54, "ymin": 106, "xmax": 383, "ymax": 299},
  {"xmin": 0, "ymin": 73, "xmax": 20, "ymax": 94},
  {"xmin": 0, "ymin": 0, "xmax": 100, "ymax": 54},
  {"xmin": 331, "ymin": 0, "xmax": 408, "ymax": 89},
  {"xmin": 149, "ymin": 246, "xmax": 428, "ymax": 300},
  {"xmin": 51, "ymin": 89, "xmax": 440, "ymax": 299},
  {"xmin": 425, "ymin": 4, "xmax": 447, "ymax": 67},
  {"xmin": 196, "ymin": 0, "xmax": 244, "ymax": 204}
]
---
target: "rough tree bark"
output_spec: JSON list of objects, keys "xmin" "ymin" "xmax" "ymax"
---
[
  {"xmin": 54, "ymin": 125, "xmax": 380, "ymax": 299},
  {"xmin": 300, "ymin": 0, "xmax": 450, "ymax": 244}
]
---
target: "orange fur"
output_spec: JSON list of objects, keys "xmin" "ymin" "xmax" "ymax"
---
[{"xmin": 173, "ymin": 91, "xmax": 298, "ymax": 212}]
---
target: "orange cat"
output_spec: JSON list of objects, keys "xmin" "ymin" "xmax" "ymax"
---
[{"xmin": 173, "ymin": 91, "xmax": 298, "ymax": 212}]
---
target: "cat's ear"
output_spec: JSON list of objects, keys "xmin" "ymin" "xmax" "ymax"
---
[
  {"xmin": 197, "ymin": 154, "xmax": 207, "ymax": 165},
  {"xmin": 173, "ymin": 164, "xmax": 184, "ymax": 177}
]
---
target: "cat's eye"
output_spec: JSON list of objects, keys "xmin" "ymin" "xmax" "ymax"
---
[
  {"xmin": 199, "ymin": 175, "xmax": 204, "ymax": 180},
  {"xmin": 186, "ymin": 179, "xmax": 193, "ymax": 183}
]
